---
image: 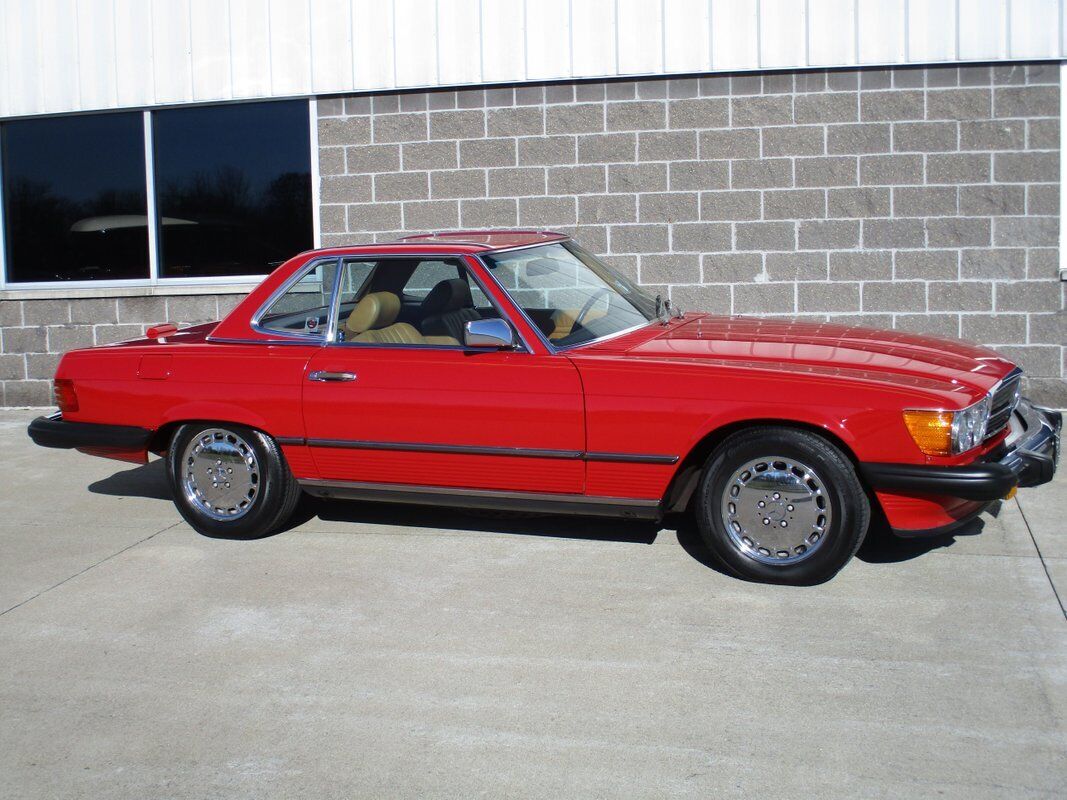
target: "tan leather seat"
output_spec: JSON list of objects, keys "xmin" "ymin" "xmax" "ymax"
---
[
  {"xmin": 548, "ymin": 308, "xmax": 606, "ymax": 340},
  {"xmin": 344, "ymin": 292, "xmax": 459, "ymax": 346}
]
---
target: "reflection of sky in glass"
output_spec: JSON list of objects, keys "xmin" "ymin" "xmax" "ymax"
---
[
  {"xmin": 2, "ymin": 112, "xmax": 149, "ymax": 281},
  {"xmin": 153, "ymin": 101, "xmax": 310, "ymax": 197},
  {"xmin": 3, "ymin": 113, "xmax": 146, "ymax": 204},
  {"xmin": 152, "ymin": 100, "xmax": 312, "ymax": 277}
]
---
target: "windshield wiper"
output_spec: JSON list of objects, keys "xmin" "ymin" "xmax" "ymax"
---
[
  {"xmin": 654, "ymin": 293, "xmax": 683, "ymax": 324},
  {"xmin": 654, "ymin": 293, "xmax": 670, "ymax": 324}
]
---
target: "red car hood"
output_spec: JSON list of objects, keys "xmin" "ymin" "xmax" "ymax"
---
[{"xmin": 590, "ymin": 314, "xmax": 1016, "ymax": 397}]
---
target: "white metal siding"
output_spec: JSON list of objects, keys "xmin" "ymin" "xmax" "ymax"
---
[{"xmin": 1, "ymin": 0, "xmax": 1064, "ymax": 117}]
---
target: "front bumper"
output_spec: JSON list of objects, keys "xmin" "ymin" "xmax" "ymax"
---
[
  {"xmin": 27, "ymin": 412, "xmax": 152, "ymax": 453},
  {"xmin": 861, "ymin": 398, "xmax": 1060, "ymax": 535}
]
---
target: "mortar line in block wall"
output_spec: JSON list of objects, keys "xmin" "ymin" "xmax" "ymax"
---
[{"xmin": 1060, "ymin": 61, "xmax": 1066, "ymax": 283}]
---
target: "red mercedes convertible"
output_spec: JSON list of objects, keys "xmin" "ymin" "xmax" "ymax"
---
[{"xmin": 29, "ymin": 231, "xmax": 1060, "ymax": 584}]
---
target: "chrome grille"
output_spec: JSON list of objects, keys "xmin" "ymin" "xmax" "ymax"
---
[{"xmin": 985, "ymin": 368, "xmax": 1023, "ymax": 441}]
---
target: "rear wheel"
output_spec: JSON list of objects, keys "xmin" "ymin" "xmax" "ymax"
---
[
  {"xmin": 695, "ymin": 427, "xmax": 869, "ymax": 585},
  {"xmin": 166, "ymin": 423, "xmax": 301, "ymax": 539}
]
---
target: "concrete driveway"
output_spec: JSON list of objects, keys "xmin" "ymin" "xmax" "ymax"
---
[{"xmin": 1, "ymin": 408, "xmax": 1064, "ymax": 799}]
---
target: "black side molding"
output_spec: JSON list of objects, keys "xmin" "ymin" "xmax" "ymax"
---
[
  {"xmin": 860, "ymin": 461, "xmax": 1018, "ymax": 502},
  {"xmin": 299, "ymin": 478, "xmax": 663, "ymax": 521},
  {"xmin": 27, "ymin": 414, "xmax": 152, "ymax": 452}
]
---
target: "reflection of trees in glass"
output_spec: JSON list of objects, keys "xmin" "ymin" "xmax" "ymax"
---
[
  {"xmin": 156, "ymin": 166, "xmax": 311, "ymax": 276},
  {"xmin": 1, "ymin": 109, "xmax": 151, "ymax": 282},
  {"xmin": 5, "ymin": 177, "xmax": 149, "ymax": 281},
  {"xmin": 9, "ymin": 177, "xmax": 146, "ymax": 226},
  {"xmin": 158, "ymin": 166, "xmax": 252, "ymax": 220}
]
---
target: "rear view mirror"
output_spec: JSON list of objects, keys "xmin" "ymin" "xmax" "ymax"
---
[{"xmin": 464, "ymin": 318, "xmax": 514, "ymax": 349}]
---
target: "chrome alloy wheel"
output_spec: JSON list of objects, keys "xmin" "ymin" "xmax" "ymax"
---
[
  {"xmin": 181, "ymin": 428, "xmax": 260, "ymax": 521},
  {"xmin": 720, "ymin": 456, "xmax": 832, "ymax": 565}
]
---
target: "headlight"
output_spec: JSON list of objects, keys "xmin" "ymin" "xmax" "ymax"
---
[{"xmin": 903, "ymin": 395, "xmax": 992, "ymax": 456}]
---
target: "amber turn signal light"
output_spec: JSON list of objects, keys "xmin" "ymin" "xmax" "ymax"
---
[
  {"xmin": 53, "ymin": 378, "xmax": 79, "ymax": 414},
  {"xmin": 902, "ymin": 409, "xmax": 953, "ymax": 456}
]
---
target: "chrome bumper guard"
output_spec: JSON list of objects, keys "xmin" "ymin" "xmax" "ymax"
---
[{"xmin": 996, "ymin": 398, "xmax": 1061, "ymax": 488}]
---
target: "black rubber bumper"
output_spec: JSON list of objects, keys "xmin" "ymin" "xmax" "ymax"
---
[
  {"xmin": 860, "ymin": 461, "xmax": 1018, "ymax": 501},
  {"xmin": 861, "ymin": 399, "xmax": 1061, "ymax": 504},
  {"xmin": 27, "ymin": 413, "xmax": 152, "ymax": 451}
]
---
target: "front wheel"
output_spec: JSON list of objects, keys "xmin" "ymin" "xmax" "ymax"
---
[
  {"xmin": 695, "ymin": 427, "xmax": 870, "ymax": 585},
  {"xmin": 166, "ymin": 423, "xmax": 301, "ymax": 539}
]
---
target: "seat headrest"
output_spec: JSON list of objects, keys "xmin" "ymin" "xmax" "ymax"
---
[
  {"xmin": 420, "ymin": 278, "xmax": 474, "ymax": 316},
  {"xmin": 346, "ymin": 292, "xmax": 401, "ymax": 334}
]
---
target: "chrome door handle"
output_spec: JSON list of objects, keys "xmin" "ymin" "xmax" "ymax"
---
[{"xmin": 308, "ymin": 371, "xmax": 357, "ymax": 382}]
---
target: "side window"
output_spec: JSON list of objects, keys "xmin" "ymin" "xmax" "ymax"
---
[
  {"xmin": 464, "ymin": 272, "xmax": 493, "ymax": 309},
  {"xmin": 337, "ymin": 259, "xmax": 375, "ymax": 305},
  {"xmin": 257, "ymin": 259, "xmax": 338, "ymax": 336},
  {"xmin": 402, "ymin": 260, "xmax": 461, "ymax": 299}
]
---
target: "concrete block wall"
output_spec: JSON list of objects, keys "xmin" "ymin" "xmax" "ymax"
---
[
  {"xmin": 317, "ymin": 63, "xmax": 1066, "ymax": 405},
  {"xmin": 0, "ymin": 62, "xmax": 1063, "ymax": 407}
]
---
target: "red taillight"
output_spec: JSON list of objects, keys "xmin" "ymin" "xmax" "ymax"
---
[{"xmin": 53, "ymin": 379, "xmax": 78, "ymax": 413}]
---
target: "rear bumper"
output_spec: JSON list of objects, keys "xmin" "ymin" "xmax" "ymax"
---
[
  {"xmin": 862, "ymin": 398, "xmax": 1060, "ymax": 537},
  {"xmin": 27, "ymin": 412, "xmax": 152, "ymax": 453}
]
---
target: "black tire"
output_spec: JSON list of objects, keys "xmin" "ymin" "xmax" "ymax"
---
[
  {"xmin": 165, "ymin": 422, "xmax": 302, "ymax": 539},
  {"xmin": 694, "ymin": 426, "xmax": 870, "ymax": 585}
]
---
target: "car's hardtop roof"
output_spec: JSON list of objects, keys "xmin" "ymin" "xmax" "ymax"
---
[{"xmin": 308, "ymin": 229, "xmax": 569, "ymax": 257}]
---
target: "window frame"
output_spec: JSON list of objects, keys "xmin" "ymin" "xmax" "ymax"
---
[
  {"xmin": 250, "ymin": 255, "xmax": 341, "ymax": 342},
  {"xmin": 0, "ymin": 98, "xmax": 318, "ymax": 295}
]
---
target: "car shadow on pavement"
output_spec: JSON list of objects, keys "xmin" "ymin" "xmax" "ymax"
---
[
  {"xmin": 854, "ymin": 501, "xmax": 995, "ymax": 564},
  {"xmin": 87, "ymin": 460, "xmax": 995, "ymax": 564},
  {"xmin": 291, "ymin": 496, "xmax": 661, "ymax": 545},
  {"xmin": 88, "ymin": 459, "xmax": 660, "ymax": 546},
  {"xmin": 88, "ymin": 459, "xmax": 173, "ymax": 501}
]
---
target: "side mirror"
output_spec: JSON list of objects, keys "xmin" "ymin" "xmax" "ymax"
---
[{"xmin": 464, "ymin": 318, "xmax": 514, "ymax": 349}]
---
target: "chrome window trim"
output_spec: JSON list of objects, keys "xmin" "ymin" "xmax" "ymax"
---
[
  {"xmin": 477, "ymin": 235, "xmax": 570, "ymax": 256},
  {"xmin": 323, "ymin": 252, "xmax": 357, "ymax": 345},
  {"xmin": 326, "ymin": 341, "xmax": 531, "ymax": 354},
  {"xmin": 551, "ymin": 320, "xmax": 657, "ymax": 353},
  {"xmin": 207, "ymin": 336, "xmax": 328, "ymax": 347},
  {"xmin": 248, "ymin": 255, "xmax": 341, "ymax": 342}
]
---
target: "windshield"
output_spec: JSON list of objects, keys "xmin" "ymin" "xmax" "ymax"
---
[{"xmin": 482, "ymin": 241, "xmax": 660, "ymax": 348}]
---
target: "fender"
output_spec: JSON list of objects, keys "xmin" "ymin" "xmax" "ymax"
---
[
  {"xmin": 683, "ymin": 404, "xmax": 869, "ymax": 460},
  {"xmin": 157, "ymin": 401, "xmax": 272, "ymax": 434},
  {"xmin": 662, "ymin": 409, "xmax": 872, "ymax": 514}
]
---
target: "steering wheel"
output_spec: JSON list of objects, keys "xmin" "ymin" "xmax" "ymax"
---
[{"xmin": 572, "ymin": 288, "xmax": 612, "ymax": 332}]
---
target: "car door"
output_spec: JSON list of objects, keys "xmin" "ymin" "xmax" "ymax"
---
[{"xmin": 301, "ymin": 256, "xmax": 586, "ymax": 495}]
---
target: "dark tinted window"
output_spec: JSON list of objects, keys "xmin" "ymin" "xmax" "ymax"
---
[
  {"xmin": 2, "ymin": 113, "xmax": 149, "ymax": 283},
  {"xmin": 403, "ymin": 260, "xmax": 462, "ymax": 298},
  {"xmin": 152, "ymin": 100, "xmax": 312, "ymax": 278}
]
